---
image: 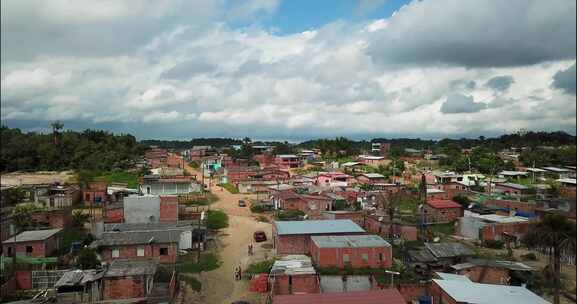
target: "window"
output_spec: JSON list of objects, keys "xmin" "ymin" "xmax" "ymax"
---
[
  {"xmin": 343, "ymin": 254, "xmax": 350, "ymax": 263},
  {"xmin": 378, "ymin": 253, "xmax": 384, "ymax": 262},
  {"xmin": 361, "ymin": 253, "xmax": 369, "ymax": 262},
  {"xmin": 26, "ymin": 246, "xmax": 33, "ymax": 256},
  {"xmin": 112, "ymin": 248, "xmax": 120, "ymax": 258},
  {"xmin": 137, "ymin": 246, "xmax": 145, "ymax": 257},
  {"xmin": 159, "ymin": 247, "xmax": 169, "ymax": 256}
]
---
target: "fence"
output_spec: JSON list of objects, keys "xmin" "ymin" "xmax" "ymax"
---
[{"xmin": 31, "ymin": 270, "xmax": 68, "ymax": 290}]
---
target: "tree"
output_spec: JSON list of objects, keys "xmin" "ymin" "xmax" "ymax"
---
[
  {"xmin": 72, "ymin": 211, "xmax": 90, "ymax": 228},
  {"xmin": 12, "ymin": 204, "xmax": 38, "ymax": 232},
  {"xmin": 76, "ymin": 248, "xmax": 100, "ymax": 269},
  {"xmin": 522, "ymin": 214, "xmax": 577, "ymax": 304},
  {"xmin": 452, "ymin": 194, "xmax": 471, "ymax": 208},
  {"xmin": 205, "ymin": 210, "xmax": 229, "ymax": 230},
  {"xmin": 50, "ymin": 121, "xmax": 64, "ymax": 145}
]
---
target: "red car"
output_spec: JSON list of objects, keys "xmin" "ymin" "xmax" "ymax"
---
[{"xmin": 253, "ymin": 231, "xmax": 267, "ymax": 242}]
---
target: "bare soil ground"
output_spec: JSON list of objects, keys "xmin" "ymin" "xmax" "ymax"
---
[
  {"xmin": 1, "ymin": 171, "xmax": 75, "ymax": 186},
  {"xmin": 181, "ymin": 162, "xmax": 273, "ymax": 304}
]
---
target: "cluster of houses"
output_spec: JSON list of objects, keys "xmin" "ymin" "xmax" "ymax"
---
[
  {"xmin": 1, "ymin": 142, "xmax": 575, "ymax": 303},
  {"xmin": 0, "ymin": 148, "xmax": 207, "ymax": 303}
]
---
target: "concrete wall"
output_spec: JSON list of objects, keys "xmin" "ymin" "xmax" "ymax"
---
[
  {"xmin": 123, "ymin": 196, "xmax": 161, "ymax": 224},
  {"xmin": 459, "ymin": 216, "xmax": 485, "ymax": 240}
]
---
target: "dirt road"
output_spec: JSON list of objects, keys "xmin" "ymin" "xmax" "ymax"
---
[{"xmin": 182, "ymin": 161, "xmax": 272, "ymax": 304}]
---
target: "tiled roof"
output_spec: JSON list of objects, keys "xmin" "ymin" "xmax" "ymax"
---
[{"xmin": 427, "ymin": 199, "xmax": 462, "ymax": 209}]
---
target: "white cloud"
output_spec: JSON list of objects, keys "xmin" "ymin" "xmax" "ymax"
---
[{"xmin": 0, "ymin": 0, "xmax": 575, "ymax": 139}]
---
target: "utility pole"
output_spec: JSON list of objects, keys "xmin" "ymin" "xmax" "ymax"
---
[{"xmin": 385, "ymin": 270, "xmax": 400, "ymax": 288}]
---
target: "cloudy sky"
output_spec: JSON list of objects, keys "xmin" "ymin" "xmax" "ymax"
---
[{"xmin": 1, "ymin": 0, "xmax": 576, "ymax": 140}]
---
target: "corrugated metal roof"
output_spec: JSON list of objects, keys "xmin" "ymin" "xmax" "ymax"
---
[
  {"xmin": 104, "ymin": 259, "xmax": 158, "ymax": 277},
  {"xmin": 274, "ymin": 220, "xmax": 365, "ymax": 235},
  {"xmin": 425, "ymin": 242, "xmax": 475, "ymax": 258},
  {"xmin": 311, "ymin": 235, "xmax": 390, "ymax": 248},
  {"xmin": 273, "ymin": 290, "xmax": 406, "ymax": 304},
  {"xmin": 3, "ymin": 228, "xmax": 62, "ymax": 243},
  {"xmin": 270, "ymin": 255, "xmax": 316, "ymax": 276},
  {"xmin": 497, "ymin": 182, "xmax": 529, "ymax": 190},
  {"xmin": 435, "ymin": 272, "xmax": 472, "ymax": 282},
  {"xmin": 361, "ymin": 173, "xmax": 385, "ymax": 179},
  {"xmin": 433, "ymin": 279, "xmax": 550, "ymax": 304},
  {"xmin": 96, "ymin": 229, "xmax": 181, "ymax": 246}
]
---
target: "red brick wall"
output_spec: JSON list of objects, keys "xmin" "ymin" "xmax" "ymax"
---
[
  {"xmin": 311, "ymin": 246, "xmax": 393, "ymax": 268},
  {"xmin": 273, "ymin": 274, "xmax": 319, "ymax": 295},
  {"xmin": 101, "ymin": 243, "xmax": 177, "ymax": 263},
  {"xmin": 560, "ymin": 186, "xmax": 576, "ymax": 199},
  {"xmin": 424, "ymin": 205, "xmax": 461, "ymax": 223},
  {"xmin": 430, "ymin": 280, "xmax": 458, "ymax": 304},
  {"xmin": 104, "ymin": 207, "xmax": 124, "ymax": 223},
  {"xmin": 103, "ymin": 276, "xmax": 146, "ymax": 300},
  {"xmin": 15, "ymin": 271, "xmax": 32, "ymax": 290},
  {"xmin": 397, "ymin": 283, "xmax": 429, "ymax": 303},
  {"xmin": 427, "ymin": 192, "xmax": 450, "ymax": 200},
  {"xmin": 484, "ymin": 199, "xmax": 536, "ymax": 213},
  {"xmin": 323, "ymin": 212, "xmax": 364, "ymax": 227},
  {"xmin": 160, "ymin": 196, "xmax": 178, "ymax": 222},
  {"xmin": 31, "ymin": 209, "xmax": 72, "ymax": 229},
  {"xmin": 3, "ymin": 236, "xmax": 59, "ymax": 258},
  {"xmin": 480, "ymin": 222, "xmax": 530, "ymax": 241},
  {"xmin": 455, "ymin": 266, "xmax": 509, "ymax": 284}
]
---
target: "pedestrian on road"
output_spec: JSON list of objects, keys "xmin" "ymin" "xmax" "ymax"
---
[{"xmin": 238, "ymin": 264, "xmax": 242, "ymax": 280}]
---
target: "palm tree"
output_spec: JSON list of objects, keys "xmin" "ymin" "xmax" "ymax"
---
[
  {"xmin": 522, "ymin": 214, "xmax": 576, "ymax": 304},
  {"xmin": 50, "ymin": 121, "xmax": 64, "ymax": 145}
]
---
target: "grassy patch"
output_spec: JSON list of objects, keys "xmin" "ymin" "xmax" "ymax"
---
[
  {"xmin": 274, "ymin": 210, "xmax": 305, "ymax": 221},
  {"xmin": 94, "ymin": 170, "xmax": 139, "ymax": 188},
  {"xmin": 221, "ymin": 182, "xmax": 239, "ymax": 194},
  {"xmin": 184, "ymin": 193, "xmax": 219, "ymax": 206},
  {"xmin": 245, "ymin": 260, "xmax": 275, "ymax": 275},
  {"xmin": 429, "ymin": 222, "xmax": 456, "ymax": 235},
  {"xmin": 181, "ymin": 275, "xmax": 202, "ymax": 291},
  {"xmin": 206, "ymin": 210, "xmax": 229, "ymax": 230},
  {"xmin": 179, "ymin": 253, "xmax": 221, "ymax": 273}
]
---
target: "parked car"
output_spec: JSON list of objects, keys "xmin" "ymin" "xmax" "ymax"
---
[
  {"xmin": 238, "ymin": 200, "xmax": 247, "ymax": 207},
  {"xmin": 253, "ymin": 231, "xmax": 267, "ymax": 242}
]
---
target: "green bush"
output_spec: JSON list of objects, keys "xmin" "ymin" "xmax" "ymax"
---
[
  {"xmin": 93, "ymin": 170, "xmax": 139, "ymax": 188},
  {"xmin": 245, "ymin": 260, "xmax": 275, "ymax": 275},
  {"xmin": 221, "ymin": 183, "xmax": 239, "ymax": 194},
  {"xmin": 250, "ymin": 204, "xmax": 267, "ymax": 213},
  {"xmin": 181, "ymin": 275, "xmax": 202, "ymax": 291},
  {"xmin": 206, "ymin": 210, "xmax": 229, "ymax": 230},
  {"xmin": 76, "ymin": 248, "xmax": 100, "ymax": 269},
  {"xmin": 189, "ymin": 161, "xmax": 200, "ymax": 169},
  {"xmin": 275, "ymin": 210, "xmax": 305, "ymax": 221},
  {"xmin": 179, "ymin": 253, "xmax": 221, "ymax": 273},
  {"xmin": 483, "ymin": 239, "xmax": 505, "ymax": 249},
  {"xmin": 333, "ymin": 200, "xmax": 347, "ymax": 211}
]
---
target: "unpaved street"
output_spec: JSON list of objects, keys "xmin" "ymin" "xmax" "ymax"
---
[{"xmin": 183, "ymin": 161, "xmax": 272, "ymax": 304}]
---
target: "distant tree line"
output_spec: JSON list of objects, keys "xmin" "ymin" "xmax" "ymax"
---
[
  {"xmin": 140, "ymin": 138, "xmax": 244, "ymax": 149},
  {"xmin": 1, "ymin": 126, "xmax": 145, "ymax": 172}
]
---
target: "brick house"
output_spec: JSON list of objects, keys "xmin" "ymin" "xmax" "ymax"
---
[
  {"xmin": 450, "ymin": 259, "xmax": 534, "ymax": 285},
  {"xmin": 96, "ymin": 229, "xmax": 180, "ymax": 263},
  {"xmin": 494, "ymin": 182, "xmax": 531, "ymax": 197},
  {"xmin": 145, "ymin": 148, "xmax": 168, "ymax": 168},
  {"xmin": 83, "ymin": 181, "xmax": 108, "ymax": 206},
  {"xmin": 363, "ymin": 215, "xmax": 418, "ymax": 241},
  {"xmin": 459, "ymin": 213, "xmax": 530, "ymax": 243},
  {"xmin": 274, "ymin": 155, "xmax": 302, "ymax": 170},
  {"xmin": 358, "ymin": 155, "xmax": 390, "ymax": 167},
  {"xmin": 139, "ymin": 175, "xmax": 201, "ymax": 195},
  {"xmin": 273, "ymin": 220, "xmax": 366, "ymax": 255},
  {"xmin": 357, "ymin": 173, "xmax": 386, "ymax": 185},
  {"xmin": 310, "ymin": 235, "xmax": 392, "ymax": 268},
  {"xmin": 2, "ymin": 228, "xmax": 62, "ymax": 258},
  {"xmin": 166, "ymin": 153, "xmax": 184, "ymax": 168},
  {"xmin": 424, "ymin": 200, "xmax": 463, "ymax": 224},
  {"xmin": 427, "ymin": 188, "xmax": 450, "ymax": 200},
  {"xmin": 269, "ymin": 255, "xmax": 319, "ymax": 295},
  {"xmin": 315, "ymin": 172, "xmax": 350, "ymax": 187},
  {"xmin": 103, "ymin": 203, "xmax": 124, "ymax": 223},
  {"xmin": 102, "ymin": 259, "xmax": 157, "ymax": 300},
  {"xmin": 272, "ymin": 191, "xmax": 334, "ymax": 219},
  {"xmin": 557, "ymin": 178, "xmax": 576, "ymax": 199},
  {"xmin": 30, "ymin": 208, "xmax": 72, "ymax": 229}
]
